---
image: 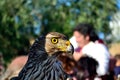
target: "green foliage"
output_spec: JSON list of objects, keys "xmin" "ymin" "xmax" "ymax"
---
[
  {"xmin": 0, "ymin": 0, "xmax": 34, "ymax": 62},
  {"xmin": 0, "ymin": 0, "xmax": 117, "ymax": 63},
  {"xmin": 30, "ymin": 0, "xmax": 117, "ymax": 37}
]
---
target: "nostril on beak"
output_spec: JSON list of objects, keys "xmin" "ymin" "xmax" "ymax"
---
[{"xmin": 66, "ymin": 41, "xmax": 70, "ymax": 46}]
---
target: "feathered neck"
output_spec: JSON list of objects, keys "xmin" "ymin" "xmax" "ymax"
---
[{"xmin": 28, "ymin": 36, "xmax": 48, "ymax": 61}]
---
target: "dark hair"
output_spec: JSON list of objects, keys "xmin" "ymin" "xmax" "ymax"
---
[
  {"xmin": 78, "ymin": 56, "xmax": 98, "ymax": 76},
  {"xmin": 77, "ymin": 56, "xmax": 98, "ymax": 80},
  {"xmin": 115, "ymin": 54, "xmax": 120, "ymax": 60},
  {"xmin": 73, "ymin": 23, "xmax": 99, "ymax": 42}
]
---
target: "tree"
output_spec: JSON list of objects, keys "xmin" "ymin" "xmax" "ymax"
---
[
  {"xmin": 0, "ymin": 0, "xmax": 35, "ymax": 63},
  {"xmin": 31, "ymin": 0, "xmax": 117, "ymax": 38},
  {"xmin": 109, "ymin": 11, "xmax": 120, "ymax": 42}
]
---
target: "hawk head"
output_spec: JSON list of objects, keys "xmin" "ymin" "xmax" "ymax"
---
[
  {"xmin": 45, "ymin": 32, "xmax": 74, "ymax": 56},
  {"xmin": 29, "ymin": 32, "xmax": 74, "ymax": 58}
]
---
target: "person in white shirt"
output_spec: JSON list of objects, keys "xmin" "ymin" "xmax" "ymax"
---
[{"xmin": 72, "ymin": 23, "xmax": 110, "ymax": 76}]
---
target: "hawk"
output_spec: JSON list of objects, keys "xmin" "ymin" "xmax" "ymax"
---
[{"xmin": 11, "ymin": 32, "xmax": 74, "ymax": 80}]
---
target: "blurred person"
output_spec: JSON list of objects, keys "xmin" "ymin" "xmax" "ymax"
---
[
  {"xmin": 114, "ymin": 54, "xmax": 120, "ymax": 80},
  {"xmin": 107, "ymin": 56, "xmax": 116, "ymax": 80},
  {"xmin": 1, "ymin": 55, "xmax": 28, "ymax": 80},
  {"xmin": 72, "ymin": 23, "xmax": 110, "ymax": 76},
  {"xmin": 77, "ymin": 55, "xmax": 100, "ymax": 80}
]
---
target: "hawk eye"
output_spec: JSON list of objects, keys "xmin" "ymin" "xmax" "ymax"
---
[{"xmin": 51, "ymin": 37, "xmax": 58, "ymax": 44}]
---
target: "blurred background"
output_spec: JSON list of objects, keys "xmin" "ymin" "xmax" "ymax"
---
[{"xmin": 0, "ymin": 0, "xmax": 120, "ymax": 75}]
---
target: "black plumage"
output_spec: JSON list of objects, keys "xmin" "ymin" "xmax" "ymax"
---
[{"xmin": 10, "ymin": 32, "xmax": 74, "ymax": 80}]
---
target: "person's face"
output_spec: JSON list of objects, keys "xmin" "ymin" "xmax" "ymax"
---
[{"xmin": 73, "ymin": 31, "xmax": 89, "ymax": 48}]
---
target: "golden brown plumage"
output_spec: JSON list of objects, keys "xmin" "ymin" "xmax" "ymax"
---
[{"xmin": 10, "ymin": 32, "xmax": 74, "ymax": 80}]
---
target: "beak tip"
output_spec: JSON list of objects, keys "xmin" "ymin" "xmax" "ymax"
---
[{"xmin": 67, "ymin": 44, "xmax": 74, "ymax": 54}]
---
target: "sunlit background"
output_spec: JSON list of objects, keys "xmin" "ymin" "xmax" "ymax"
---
[{"xmin": 0, "ymin": 0, "xmax": 120, "ymax": 68}]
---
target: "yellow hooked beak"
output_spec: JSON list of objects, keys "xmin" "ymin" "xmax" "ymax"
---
[{"xmin": 58, "ymin": 41, "xmax": 74, "ymax": 54}]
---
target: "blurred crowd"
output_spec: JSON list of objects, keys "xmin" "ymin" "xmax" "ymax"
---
[{"xmin": 0, "ymin": 23, "xmax": 120, "ymax": 80}]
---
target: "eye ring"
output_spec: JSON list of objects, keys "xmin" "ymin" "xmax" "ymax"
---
[{"xmin": 51, "ymin": 37, "xmax": 58, "ymax": 44}]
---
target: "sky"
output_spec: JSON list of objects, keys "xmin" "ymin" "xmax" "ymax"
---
[{"xmin": 117, "ymin": 0, "xmax": 120, "ymax": 9}]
